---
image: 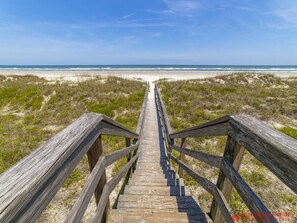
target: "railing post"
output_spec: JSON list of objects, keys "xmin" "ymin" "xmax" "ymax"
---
[
  {"xmin": 210, "ymin": 136, "xmax": 244, "ymax": 223},
  {"xmin": 178, "ymin": 138, "xmax": 186, "ymax": 178},
  {"xmin": 87, "ymin": 135, "xmax": 110, "ymax": 223},
  {"xmin": 125, "ymin": 138, "xmax": 133, "ymax": 177}
]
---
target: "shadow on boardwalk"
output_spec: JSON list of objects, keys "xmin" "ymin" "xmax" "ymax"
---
[{"xmin": 155, "ymin": 90, "xmax": 207, "ymax": 223}]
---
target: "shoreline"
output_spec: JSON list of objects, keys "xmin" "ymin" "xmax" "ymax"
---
[{"xmin": 0, "ymin": 69, "xmax": 297, "ymax": 82}]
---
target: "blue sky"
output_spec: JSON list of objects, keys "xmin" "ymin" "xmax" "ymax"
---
[{"xmin": 0, "ymin": 0, "xmax": 296, "ymax": 65}]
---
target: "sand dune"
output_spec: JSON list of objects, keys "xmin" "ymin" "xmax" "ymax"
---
[{"xmin": 0, "ymin": 69, "xmax": 297, "ymax": 82}]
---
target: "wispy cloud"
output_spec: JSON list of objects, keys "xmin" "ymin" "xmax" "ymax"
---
[
  {"xmin": 122, "ymin": 12, "xmax": 136, "ymax": 20},
  {"xmin": 163, "ymin": 0, "xmax": 200, "ymax": 13},
  {"xmin": 274, "ymin": 9, "xmax": 297, "ymax": 24},
  {"xmin": 218, "ymin": 4, "xmax": 257, "ymax": 12},
  {"xmin": 148, "ymin": 0, "xmax": 201, "ymax": 15},
  {"xmin": 264, "ymin": 9, "xmax": 297, "ymax": 29}
]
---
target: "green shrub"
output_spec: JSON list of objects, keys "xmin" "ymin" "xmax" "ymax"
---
[{"xmin": 278, "ymin": 126, "xmax": 297, "ymax": 139}]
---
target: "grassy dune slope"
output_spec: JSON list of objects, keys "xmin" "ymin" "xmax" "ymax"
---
[
  {"xmin": 0, "ymin": 75, "xmax": 145, "ymax": 222},
  {"xmin": 158, "ymin": 73, "xmax": 297, "ymax": 221}
]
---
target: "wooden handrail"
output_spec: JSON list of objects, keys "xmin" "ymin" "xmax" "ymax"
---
[
  {"xmin": 155, "ymin": 84, "xmax": 173, "ymax": 135},
  {"xmin": 170, "ymin": 145, "xmax": 277, "ymax": 222},
  {"xmin": 0, "ymin": 112, "xmax": 139, "ymax": 223},
  {"xmin": 169, "ymin": 155, "xmax": 233, "ymax": 222},
  {"xmin": 136, "ymin": 82, "xmax": 149, "ymax": 136},
  {"xmin": 0, "ymin": 83, "xmax": 149, "ymax": 223},
  {"xmin": 155, "ymin": 84, "xmax": 297, "ymax": 223},
  {"xmin": 228, "ymin": 115, "xmax": 297, "ymax": 194},
  {"xmin": 91, "ymin": 155, "xmax": 138, "ymax": 223},
  {"xmin": 170, "ymin": 115, "xmax": 230, "ymax": 138},
  {"xmin": 66, "ymin": 151, "xmax": 139, "ymax": 223}
]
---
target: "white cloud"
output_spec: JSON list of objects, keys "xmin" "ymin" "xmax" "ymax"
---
[
  {"xmin": 163, "ymin": 0, "xmax": 200, "ymax": 13},
  {"xmin": 122, "ymin": 12, "xmax": 136, "ymax": 20},
  {"xmin": 264, "ymin": 9, "xmax": 297, "ymax": 29},
  {"xmin": 275, "ymin": 9, "xmax": 297, "ymax": 24}
]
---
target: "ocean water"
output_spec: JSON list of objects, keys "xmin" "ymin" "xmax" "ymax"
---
[{"xmin": 0, "ymin": 65, "xmax": 296, "ymax": 72}]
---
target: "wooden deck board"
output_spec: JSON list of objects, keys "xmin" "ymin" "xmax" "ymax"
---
[{"xmin": 108, "ymin": 83, "xmax": 207, "ymax": 223}]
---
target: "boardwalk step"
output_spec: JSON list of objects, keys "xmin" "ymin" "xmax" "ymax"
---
[
  {"xmin": 129, "ymin": 175, "xmax": 182, "ymax": 184},
  {"xmin": 128, "ymin": 178, "xmax": 184, "ymax": 187},
  {"xmin": 124, "ymin": 185, "xmax": 191, "ymax": 196},
  {"xmin": 117, "ymin": 195, "xmax": 201, "ymax": 210},
  {"xmin": 109, "ymin": 84, "xmax": 206, "ymax": 223},
  {"xmin": 132, "ymin": 171, "xmax": 175, "ymax": 176},
  {"xmin": 109, "ymin": 209, "xmax": 207, "ymax": 223}
]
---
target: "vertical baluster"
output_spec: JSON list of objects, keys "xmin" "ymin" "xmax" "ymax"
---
[
  {"xmin": 87, "ymin": 135, "xmax": 110, "ymax": 223},
  {"xmin": 210, "ymin": 136, "xmax": 244, "ymax": 223},
  {"xmin": 178, "ymin": 138, "xmax": 187, "ymax": 178},
  {"xmin": 125, "ymin": 137, "xmax": 132, "ymax": 178}
]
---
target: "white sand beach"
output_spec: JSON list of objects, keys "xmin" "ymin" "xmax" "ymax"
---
[{"xmin": 1, "ymin": 69, "xmax": 297, "ymax": 82}]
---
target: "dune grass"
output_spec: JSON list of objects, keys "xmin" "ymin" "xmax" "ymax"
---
[
  {"xmin": 158, "ymin": 73, "xmax": 297, "ymax": 221},
  {"xmin": 0, "ymin": 75, "xmax": 146, "ymax": 222},
  {"xmin": 0, "ymin": 75, "xmax": 145, "ymax": 174}
]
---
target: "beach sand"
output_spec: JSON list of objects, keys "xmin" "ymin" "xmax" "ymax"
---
[{"xmin": 0, "ymin": 69, "xmax": 297, "ymax": 82}]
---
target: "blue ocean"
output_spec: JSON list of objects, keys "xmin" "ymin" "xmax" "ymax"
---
[{"xmin": 0, "ymin": 65, "xmax": 296, "ymax": 72}]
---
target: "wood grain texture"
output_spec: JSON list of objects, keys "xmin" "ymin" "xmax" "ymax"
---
[
  {"xmin": 0, "ymin": 111, "xmax": 140, "ymax": 223},
  {"xmin": 170, "ymin": 116, "xmax": 230, "ymax": 139},
  {"xmin": 101, "ymin": 115, "xmax": 138, "ymax": 139},
  {"xmin": 178, "ymin": 138, "xmax": 187, "ymax": 178},
  {"xmin": 0, "ymin": 113, "xmax": 104, "ymax": 223},
  {"xmin": 210, "ymin": 136, "xmax": 244, "ymax": 223},
  {"xmin": 228, "ymin": 115, "xmax": 297, "ymax": 194},
  {"xmin": 92, "ymin": 155, "xmax": 139, "ymax": 223},
  {"xmin": 170, "ymin": 155, "xmax": 233, "ymax": 223},
  {"xmin": 136, "ymin": 82, "xmax": 149, "ymax": 135},
  {"xmin": 155, "ymin": 84, "xmax": 173, "ymax": 134},
  {"xmin": 66, "ymin": 157, "xmax": 106, "ymax": 223},
  {"xmin": 172, "ymin": 145, "xmax": 223, "ymax": 168},
  {"xmin": 104, "ymin": 144, "xmax": 138, "ymax": 166},
  {"xmin": 109, "ymin": 84, "xmax": 207, "ymax": 223},
  {"xmin": 221, "ymin": 159, "xmax": 277, "ymax": 223},
  {"xmin": 87, "ymin": 135, "xmax": 109, "ymax": 221}
]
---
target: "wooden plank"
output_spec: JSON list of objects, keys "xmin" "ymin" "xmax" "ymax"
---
[
  {"xmin": 210, "ymin": 136, "xmax": 244, "ymax": 223},
  {"xmin": 171, "ymin": 121, "xmax": 230, "ymax": 138},
  {"xmin": 104, "ymin": 145, "xmax": 138, "ymax": 166},
  {"xmin": 101, "ymin": 115, "xmax": 139, "ymax": 138},
  {"xmin": 117, "ymin": 195, "xmax": 202, "ymax": 210},
  {"xmin": 91, "ymin": 185, "xmax": 110, "ymax": 223},
  {"xmin": 155, "ymin": 84, "xmax": 173, "ymax": 134},
  {"xmin": 66, "ymin": 157, "xmax": 106, "ymax": 223},
  {"xmin": 101, "ymin": 122, "xmax": 138, "ymax": 138},
  {"xmin": 228, "ymin": 115, "xmax": 297, "ymax": 194},
  {"xmin": 109, "ymin": 209, "xmax": 207, "ymax": 223},
  {"xmin": 124, "ymin": 185, "xmax": 191, "ymax": 196},
  {"xmin": 107, "ymin": 154, "xmax": 139, "ymax": 194},
  {"xmin": 178, "ymin": 138, "xmax": 187, "ymax": 177},
  {"xmin": 0, "ymin": 110, "xmax": 140, "ymax": 223},
  {"xmin": 87, "ymin": 135, "xmax": 109, "ymax": 221},
  {"xmin": 91, "ymin": 155, "xmax": 139, "ymax": 223},
  {"xmin": 221, "ymin": 159, "xmax": 277, "ymax": 223},
  {"xmin": 170, "ymin": 155, "xmax": 233, "ymax": 223},
  {"xmin": 170, "ymin": 116, "xmax": 230, "ymax": 139},
  {"xmin": 136, "ymin": 82, "xmax": 149, "ymax": 135},
  {"xmin": 172, "ymin": 145, "xmax": 223, "ymax": 168},
  {"xmin": 0, "ymin": 113, "xmax": 104, "ymax": 223}
]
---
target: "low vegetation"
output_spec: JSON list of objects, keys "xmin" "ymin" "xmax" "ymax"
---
[
  {"xmin": 158, "ymin": 73, "xmax": 297, "ymax": 221},
  {"xmin": 0, "ymin": 75, "xmax": 145, "ymax": 222}
]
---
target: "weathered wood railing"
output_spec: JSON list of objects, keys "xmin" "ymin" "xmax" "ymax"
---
[
  {"xmin": 155, "ymin": 84, "xmax": 297, "ymax": 223},
  {"xmin": 0, "ymin": 83, "xmax": 149, "ymax": 223}
]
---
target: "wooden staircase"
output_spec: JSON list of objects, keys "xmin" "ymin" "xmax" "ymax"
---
[
  {"xmin": 1, "ymin": 82, "xmax": 297, "ymax": 223},
  {"xmin": 109, "ymin": 85, "xmax": 207, "ymax": 222}
]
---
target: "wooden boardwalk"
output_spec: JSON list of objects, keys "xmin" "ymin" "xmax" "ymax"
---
[
  {"xmin": 1, "ymin": 83, "xmax": 297, "ymax": 223},
  {"xmin": 109, "ymin": 84, "xmax": 207, "ymax": 222}
]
